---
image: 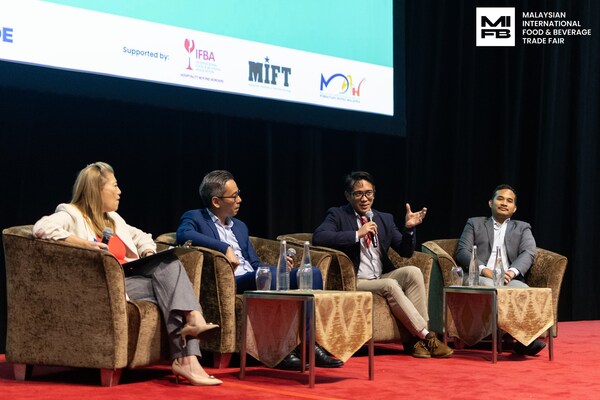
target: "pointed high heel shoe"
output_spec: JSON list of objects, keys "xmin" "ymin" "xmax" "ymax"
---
[
  {"xmin": 181, "ymin": 322, "xmax": 220, "ymax": 347},
  {"xmin": 172, "ymin": 360, "xmax": 223, "ymax": 386}
]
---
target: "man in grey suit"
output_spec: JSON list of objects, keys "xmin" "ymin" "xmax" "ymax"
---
[{"xmin": 456, "ymin": 184, "xmax": 545, "ymax": 355}]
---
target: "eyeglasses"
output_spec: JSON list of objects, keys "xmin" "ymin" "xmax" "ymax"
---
[
  {"xmin": 217, "ymin": 190, "xmax": 241, "ymax": 200},
  {"xmin": 350, "ymin": 190, "xmax": 375, "ymax": 199}
]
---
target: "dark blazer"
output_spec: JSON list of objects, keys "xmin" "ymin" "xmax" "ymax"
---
[
  {"xmin": 176, "ymin": 208, "xmax": 268, "ymax": 270},
  {"xmin": 313, "ymin": 204, "xmax": 415, "ymax": 274},
  {"xmin": 455, "ymin": 216, "xmax": 536, "ymax": 280}
]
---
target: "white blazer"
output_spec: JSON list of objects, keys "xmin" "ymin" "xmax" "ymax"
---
[{"xmin": 33, "ymin": 203, "xmax": 156, "ymax": 263}]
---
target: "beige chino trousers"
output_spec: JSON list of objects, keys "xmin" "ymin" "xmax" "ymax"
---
[{"xmin": 357, "ymin": 266, "xmax": 429, "ymax": 336}]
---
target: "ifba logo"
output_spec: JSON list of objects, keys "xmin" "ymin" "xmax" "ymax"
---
[
  {"xmin": 476, "ymin": 7, "xmax": 515, "ymax": 47},
  {"xmin": 183, "ymin": 38, "xmax": 215, "ymax": 70}
]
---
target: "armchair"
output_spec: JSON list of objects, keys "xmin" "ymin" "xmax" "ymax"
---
[
  {"xmin": 2, "ymin": 225, "xmax": 203, "ymax": 387},
  {"xmin": 277, "ymin": 233, "xmax": 434, "ymax": 344},
  {"xmin": 421, "ymin": 239, "xmax": 568, "ymax": 336},
  {"xmin": 154, "ymin": 232, "xmax": 333, "ymax": 369}
]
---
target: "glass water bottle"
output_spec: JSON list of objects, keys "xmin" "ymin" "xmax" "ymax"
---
[
  {"xmin": 276, "ymin": 240, "xmax": 290, "ymax": 290},
  {"xmin": 297, "ymin": 241, "xmax": 313, "ymax": 290},
  {"xmin": 468, "ymin": 245, "xmax": 480, "ymax": 286},
  {"xmin": 493, "ymin": 246, "xmax": 505, "ymax": 287}
]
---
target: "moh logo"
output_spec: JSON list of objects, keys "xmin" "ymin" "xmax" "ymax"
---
[
  {"xmin": 320, "ymin": 73, "xmax": 365, "ymax": 97},
  {"xmin": 248, "ymin": 56, "xmax": 292, "ymax": 87},
  {"xmin": 476, "ymin": 7, "xmax": 515, "ymax": 47}
]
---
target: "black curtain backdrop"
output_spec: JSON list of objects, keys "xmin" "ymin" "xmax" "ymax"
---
[{"xmin": 1, "ymin": 0, "xmax": 598, "ymax": 353}]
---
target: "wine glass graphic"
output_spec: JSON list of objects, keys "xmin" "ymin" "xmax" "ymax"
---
[{"xmin": 184, "ymin": 39, "xmax": 195, "ymax": 70}]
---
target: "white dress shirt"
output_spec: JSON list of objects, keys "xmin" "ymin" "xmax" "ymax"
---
[
  {"xmin": 481, "ymin": 218, "xmax": 520, "ymax": 277},
  {"xmin": 208, "ymin": 210, "xmax": 254, "ymax": 276},
  {"xmin": 353, "ymin": 212, "xmax": 383, "ymax": 280}
]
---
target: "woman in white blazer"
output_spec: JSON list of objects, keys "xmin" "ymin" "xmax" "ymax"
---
[{"xmin": 33, "ymin": 162, "xmax": 221, "ymax": 386}]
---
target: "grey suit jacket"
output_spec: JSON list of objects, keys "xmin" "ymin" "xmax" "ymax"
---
[{"xmin": 455, "ymin": 217, "xmax": 536, "ymax": 280}]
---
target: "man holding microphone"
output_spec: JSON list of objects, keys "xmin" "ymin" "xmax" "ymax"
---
[{"xmin": 313, "ymin": 171, "xmax": 452, "ymax": 359}]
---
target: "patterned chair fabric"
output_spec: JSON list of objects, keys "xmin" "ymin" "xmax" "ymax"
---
[
  {"xmin": 3, "ymin": 225, "xmax": 202, "ymax": 386},
  {"xmin": 421, "ymin": 238, "xmax": 568, "ymax": 337}
]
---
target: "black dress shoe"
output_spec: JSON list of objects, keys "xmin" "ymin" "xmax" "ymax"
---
[
  {"xmin": 314, "ymin": 344, "xmax": 344, "ymax": 368},
  {"xmin": 514, "ymin": 339, "xmax": 547, "ymax": 356},
  {"xmin": 274, "ymin": 352, "xmax": 308, "ymax": 370}
]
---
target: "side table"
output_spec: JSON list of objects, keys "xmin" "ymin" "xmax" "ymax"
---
[
  {"xmin": 443, "ymin": 286, "xmax": 555, "ymax": 363},
  {"xmin": 240, "ymin": 290, "xmax": 374, "ymax": 388}
]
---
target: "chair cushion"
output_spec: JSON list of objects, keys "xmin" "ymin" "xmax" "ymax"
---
[{"xmin": 127, "ymin": 301, "xmax": 168, "ymax": 368}]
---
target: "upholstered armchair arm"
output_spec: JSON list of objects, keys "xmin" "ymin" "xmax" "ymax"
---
[
  {"xmin": 276, "ymin": 233, "xmax": 313, "ymax": 244},
  {"xmin": 313, "ymin": 247, "xmax": 357, "ymax": 291},
  {"xmin": 154, "ymin": 233, "xmax": 202, "ymax": 296},
  {"xmin": 3, "ymin": 226, "xmax": 129, "ymax": 370},
  {"xmin": 526, "ymin": 248, "xmax": 568, "ymax": 336},
  {"xmin": 249, "ymin": 236, "xmax": 281, "ymax": 265},
  {"xmin": 172, "ymin": 249, "xmax": 203, "ymax": 297},
  {"xmin": 526, "ymin": 248, "xmax": 567, "ymax": 289},
  {"xmin": 188, "ymin": 246, "xmax": 237, "ymax": 353},
  {"xmin": 276, "ymin": 234, "xmax": 357, "ymax": 291},
  {"xmin": 420, "ymin": 241, "xmax": 459, "ymax": 287},
  {"xmin": 388, "ymin": 249, "xmax": 434, "ymax": 301},
  {"xmin": 250, "ymin": 236, "xmax": 334, "ymax": 289},
  {"xmin": 155, "ymin": 232, "xmax": 239, "ymax": 365}
]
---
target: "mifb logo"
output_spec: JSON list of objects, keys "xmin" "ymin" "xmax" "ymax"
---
[{"xmin": 476, "ymin": 7, "xmax": 515, "ymax": 47}]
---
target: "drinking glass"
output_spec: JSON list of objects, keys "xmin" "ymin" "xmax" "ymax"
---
[{"xmin": 255, "ymin": 266, "xmax": 272, "ymax": 291}]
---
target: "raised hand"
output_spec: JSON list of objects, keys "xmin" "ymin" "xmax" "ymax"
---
[{"xmin": 405, "ymin": 203, "xmax": 427, "ymax": 229}]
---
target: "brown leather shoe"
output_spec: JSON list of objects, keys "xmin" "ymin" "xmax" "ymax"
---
[
  {"xmin": 411, "ymin": 340, "xmax": 431, "ymax": 358},
  {"xmin": 424, "ymin": 332, "xmax": 453, "ymax": 358}
]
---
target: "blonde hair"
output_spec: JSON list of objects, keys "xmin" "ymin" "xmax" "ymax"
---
[{"xmin": 70, "ymin": 162, "xmax": 116, "ymax": 236}]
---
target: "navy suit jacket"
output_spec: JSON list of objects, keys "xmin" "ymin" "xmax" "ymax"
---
[
  {"xmin": 455, "ymin": 216, "xmax": 536, "ymax": 280},
  {"xmin": 176, "ymin": 208, "xmax": 268, "ymax": 270},
  {"xmin": 313, "ymin": 204, "xmax": 416, "ymax": 274}
]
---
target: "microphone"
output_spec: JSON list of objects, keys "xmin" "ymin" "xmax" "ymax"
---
[
  {"xmin": 101, "ymin": 227, "xmax": 113, "ymax": 245},
  {"xmin": 286, "ymin": 247, "xmax": 296, "ymax": 258},
  {"xmin": 365, "ymin": 210, "xmax": 378, "ymax": 248}
]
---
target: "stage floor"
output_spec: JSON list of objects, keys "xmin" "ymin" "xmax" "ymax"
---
[{"xmin": 2, "ymin": 321, "xmax": 599, "ymax": 399}]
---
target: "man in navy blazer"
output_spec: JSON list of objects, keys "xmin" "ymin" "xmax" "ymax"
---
[
  {"xmin": 456, "ymin": 184, "xmax": 545, "ymax": 356},
  {"xmin": 177, "ymin": 208, "xmax": 270, "ymax": 291},
  {"xmin": 177, "ymin": 170, "xmax": 342, "ymax": 369},
  {"xmin": 313, "ymin": 171, "xmax": 453, "ymax": 359}
]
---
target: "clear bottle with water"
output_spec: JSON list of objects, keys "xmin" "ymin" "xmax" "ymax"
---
[
  {"xmin": 450, "ymin": 264, "xmax": 464, "ymax": 286},
  {"xmin": 276, "ymin": 240, "xmax": 290, "ymax": 291},
  {"xmin": 297, "ymin": 241, "xmax": 313, "ymax": 290},
  {"xmin": 255, "ymin": 266, "xmax": 272, "ymax": 291},
  {"xmin": 493, "ymin": 246, "xmax": 505, "ymax": 287},
  {"xmin": 468, "ymin": 245, "xmax": 480, "ymax": 286}
]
